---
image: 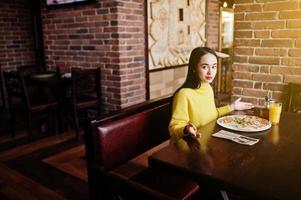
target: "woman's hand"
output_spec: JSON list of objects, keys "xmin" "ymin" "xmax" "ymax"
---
[
  {"xmin": 184, "ymin": 123, "xmax": 198, "ymax": 137},
  {"xmin": 231, "ymin": 98, "xmax": 254, "ymax": 111},
  {"xmin": 183, "ymin": 123, "xmax": 200, "ymax": 150}
]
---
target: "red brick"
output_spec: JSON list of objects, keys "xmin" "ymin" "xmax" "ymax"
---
[
  {"xmin": 249, "ymin": 57, "xmax": 279, "ymax": 65},
  {"xmin": 235, "ymin": 22, "xmax": 253, "ymax": 29},
  {"xmin": 272, "ymin": 30, "xmax": 301, "ymax": 38},
  {"xmin": 242, "ymin": 89, "xmax": 268, "ymax": 97},
  {"xmin": 235, "ymin": 31, "xmax": 253, "ymax": 38},
  {"xmin": 296, "ymin": 40, "xmax": 301, "ymax": 47},
  {"xmin": 254, "ymin": 31, "xmax": 270, "ymax": 38},
  {"xmin": 232, "ymin": 87, "xmax": 243, "ymax": 95},
  {"xmin": 235, "ymin": 4, "xmax": 262, "ymax": 12},
  {"xmin": 263, "ymin": 1, "xmax": 299, "ymax": 11},
  {"xmin": 259, "ymin": 66, "xmax": 270, "ymax": 73},
  {"xmin": 234, "ymin": 39, "xmax": 261, "ymax": 47},
  {"xmin": 252, "ymin": 74, "xmax": 282, "ymax": 82},
  {"xmin": 254, "ymin": 21, "xmax": 285, "ymax": 29},
  {"xmin": 261, "ymin": 39, "xmax": 293, "ymax": 47},
  {"xmin": 255, "ymin": 49, "xmax": 287, "ymax": 56},
  {"xmin": 288, "ymin": 49, "xmax": 301, "ymax": 57},
  {"xmin": 279, "ymin": 11, "xmax": 301, "ymax": 19},
  {"xmin": 254, "ymin": 82, "xmax": 262, "ymax": 89},
  {"xmin": 234, "ymin": 47, "xmax": 254, "ymax": 55},
  {"xmin": 235, "ymin": 13, "xmax": 245, "ymax": 21},
  {"xmin": 281, "ymin": 58, "xmax": 301, "ymax": 66},
  {"xmin": 271, "ymin": 66, "xmax": 301, "ymax": 75},
  {"xmin": 263, "ymin": 83, "xmax": 288, "ymax": 91},
  {"xmin": 232, "ymin": 63, "xmax": 259, "ymax": 72},
  {"xmin": 232, "ymin": 80, "xmax": 254, "ymax": 88},
  {"xmin": 284, "ymin": 75, "xmax": 301, "ymax": 84},
  {"xmin": 245, "ymin": 12, "xmax": 277, "ymax": 20},
  {"xmin": 234, "ymin": 56, "xmax": 248, "ymax": 63},
  {"xmin": 240, "ymin": 97, "xmax": 258, "ymax": 105},
  {"xmin": 287, "ymin": 20, "xmax": 301, "ymax": 28},
  {"xmin": 233, "ymin": 72, "xmax": 253, "ymax": 80}
]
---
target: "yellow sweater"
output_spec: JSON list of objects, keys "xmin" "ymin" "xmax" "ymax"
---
[{"xmin": 169, "ymin": 83, "xmax": 231, "ymax": 140}]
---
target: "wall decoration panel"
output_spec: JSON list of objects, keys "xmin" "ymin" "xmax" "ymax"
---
[{"xmin": 147, "ymin": 0, "xmax": 206, "ymax": 70}]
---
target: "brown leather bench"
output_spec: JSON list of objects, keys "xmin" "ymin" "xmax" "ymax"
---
[{"xmin": 84, "ymin": 97, "xmax": 200, "ymax": 200}]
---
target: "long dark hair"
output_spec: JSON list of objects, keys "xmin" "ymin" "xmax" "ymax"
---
[{"xmin": 174, "ymin": 47, "xmax": 218, "ymax": 95}]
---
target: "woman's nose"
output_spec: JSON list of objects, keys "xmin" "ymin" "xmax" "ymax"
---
[{"xmin": 207, "ymin": 68, "xmax": 212, "ymax": 75}]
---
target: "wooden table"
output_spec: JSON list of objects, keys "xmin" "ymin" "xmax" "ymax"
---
[{"xmin": 149, "ymin": 110, "xmax": 301, "ymax": 199}]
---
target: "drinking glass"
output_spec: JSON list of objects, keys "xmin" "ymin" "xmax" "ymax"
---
[
  {"xmin": 269, "ymin": 102, "xmax": 282, "ymax": 125},
  {"xmin": 269, "ymin": 125, "xmax": 279, "ymax": 145}
]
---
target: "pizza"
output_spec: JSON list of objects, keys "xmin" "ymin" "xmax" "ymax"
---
[{"xmin": 217, "ymin": 115, "xmax": 271, "ymax": 132}]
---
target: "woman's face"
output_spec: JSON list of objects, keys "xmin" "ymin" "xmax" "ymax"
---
[{"xmin": 196, "ymin": 53, "xmax": 217, "ymax": 84}]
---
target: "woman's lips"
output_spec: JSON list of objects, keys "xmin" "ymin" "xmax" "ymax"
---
[{"xmin": 205, "ymin": 76, "xmax": 213, "ymax": 80}]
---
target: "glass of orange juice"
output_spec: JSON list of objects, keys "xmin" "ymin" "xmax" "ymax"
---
[
  {"xmin": 268, "ymin": 125, "xmax": 279, "ymax": 145},
  {"xmin": 269, "ymin": 102, "xmax": 282, "ymax": 125}
]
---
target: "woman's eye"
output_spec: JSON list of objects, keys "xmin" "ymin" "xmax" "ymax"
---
[
  {"xmin": 201, "ymin": 66, "xmax": 207, "ymax": 69},
  {"xmin": 212, "ymin": 65, "xmax": 217, "ymax": 69}
]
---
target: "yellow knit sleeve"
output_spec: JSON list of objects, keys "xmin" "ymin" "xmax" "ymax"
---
[
  {"xmin": 217, "ymin": 104, "xmax": 231, "ymax": 117},
  {"xmin": 169, "ymin": 90, "xmax": 190, "ymax": 141}
]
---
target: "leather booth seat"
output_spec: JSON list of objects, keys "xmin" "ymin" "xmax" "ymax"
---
[{"xmin": 84, "ymin": 97, "xmax": 200, "ymax": 200}]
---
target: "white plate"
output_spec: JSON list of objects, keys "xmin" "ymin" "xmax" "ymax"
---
[
  {"xmin": 30, "ymin": 73, "xmax": 56, "ymax": 80},
  {"xmin": 217, "ymin": 115, "xmax": 271, "ymax": 132},
  {"xmin": 62, "ymin": 73, "xmax": 71, "ymax": 78}
]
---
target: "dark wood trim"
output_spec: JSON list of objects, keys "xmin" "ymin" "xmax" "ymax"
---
[
  {"xmin": 45, "ymin": 0, "xmax": 96, "ymax": 9},
  {"xmin": 145, "ymin": 0, "xmax": 150, "ymax": 100},
  {"xmin": 31, "ymin": 0, "xmax": 46, "ymax": 71},
  {"xmin": 205, "ymin": 0, "xmax": 208, "ymax": 47}
]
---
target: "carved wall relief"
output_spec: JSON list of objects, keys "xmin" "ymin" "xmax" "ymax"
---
[{"xmin": 148, "ymin": 0, "xmax": 207, "ymax": 70}]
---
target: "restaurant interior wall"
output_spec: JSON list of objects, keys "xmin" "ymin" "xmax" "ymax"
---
[
  {"xmin": 40, "ymin": 0, "xmax": 146, "ymax": 111},
  {"xmin": 233, "ymin": 0, "xmax": 301, "ymax": 106},
  {"xmin": 0, "ymin": 0, "xmax": 36, "ymax": 71},
  {"xmin": 149, "ymin": 0, "xmax": 220, "ymax": 99},
  {"xmin": 1, "ymin": 0, "xmax": 220, "ymax": 111}
]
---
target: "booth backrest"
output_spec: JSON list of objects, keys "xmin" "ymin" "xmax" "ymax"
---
[{"xmin": 84, "ymin": 96, "xmax": 172, "ymax": 171}]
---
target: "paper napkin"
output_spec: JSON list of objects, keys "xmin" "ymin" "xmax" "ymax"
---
[{"xmin": 212, "ymin": 130, "xmax": 259, "ymax": 146}]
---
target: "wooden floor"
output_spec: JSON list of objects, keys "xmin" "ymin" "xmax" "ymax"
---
[
  {"xmin": 43, "ymin": 144, "xmax": 87, "ymax": 182},
  {"xmin": 0, "ymin": 127, "xmax": 88, "ymax": 200}
]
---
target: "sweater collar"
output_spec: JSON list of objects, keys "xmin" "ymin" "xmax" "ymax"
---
[{"xmin": 197, "ymin": 82, "xmax": 211, "ymax": 90}]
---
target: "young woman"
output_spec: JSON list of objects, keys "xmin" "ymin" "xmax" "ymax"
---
[{"xmin": 169, "ymin": 47, "xmax": 253, "ymax": 142}]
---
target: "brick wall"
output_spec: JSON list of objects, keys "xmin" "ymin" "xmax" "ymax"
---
[
  {"xmin": 233, "ymin": 0, "xmax": 301, "ymax": 106},
  {"xmin": 207, "ymin": 0, "xmax": 219, "ymax": 49},
  {"xmin": 1, "ymin": 0, "xmax": 219, "ymax": 111},
  {"xmin": 41, "ymin": 0, "xmax": 145, "ymax": 110},
  {"xmin": 0, "ymin": 0, "xmax": 35, "ymax": 70}
]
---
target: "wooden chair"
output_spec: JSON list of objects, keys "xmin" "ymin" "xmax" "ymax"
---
[
  {"xmin": 3, "ymin": 71, "xmax": 58, "ymax": 141},
  {"xmin": 287, "ymin": 83, "xmax": 301, "ymax": 113},
  {"xmin": 0, "ymin": 65, "xmax": 6, "ymax": 108},
  {"xmin": 70, "ymin": 67, "xmax": 101, "ymax": 139}
]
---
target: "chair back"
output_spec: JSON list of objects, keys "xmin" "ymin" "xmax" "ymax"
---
[
  {"xmin": 287, "ymin": 83, "xmax": 301, "ymax": 113},
  {"xmin": 3, "ymin": 72, "xmax": 31, "ymax": 110},
  {"xmin": 71, "ymin": 67, "xmax": 101, "ymax": 102},
  {"xmin": 0, "ymin": 65, "xmax": 6, "ymax": 107},
  {"xmin": 17, "ymin": 65, "xmax": 40, "ymax": 76}
]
